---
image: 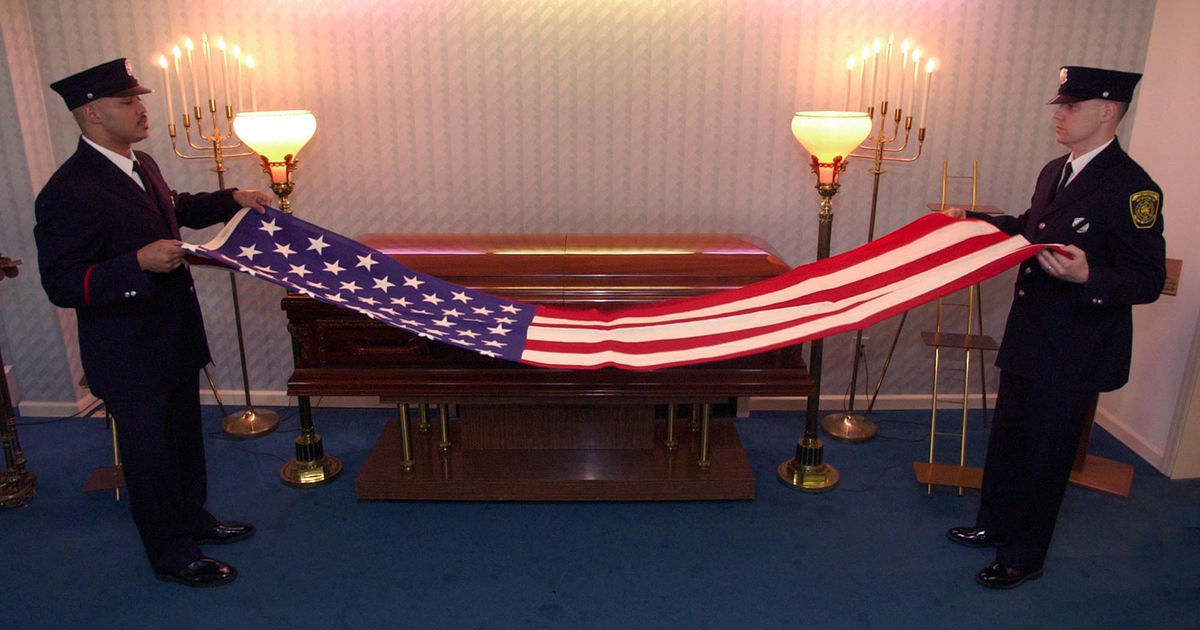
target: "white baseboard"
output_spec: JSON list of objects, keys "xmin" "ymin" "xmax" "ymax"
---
[
  {"xmin": 199, "ymin": 390, "xmax": 393, "ymax": 410},
  {"xmin": 1093, "ymin": 405, "xmax": 1166, "ymax": 472},
  {"xmin": 747, "ymin": 393, "xmax": 995, "ymax": 412}
]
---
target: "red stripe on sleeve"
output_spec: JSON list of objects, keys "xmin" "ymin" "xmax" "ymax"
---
[{"xmin": 83, "ymin": 264, "xmax": 96, "ymax": 305}]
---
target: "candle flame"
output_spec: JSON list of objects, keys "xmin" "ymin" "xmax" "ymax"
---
[
  {"xmin": 861, "ymin": 46, "xmax": 869, "ymax": 61},
  {"xmin": 172, "ymin": 45, "xmax": 181, "ymax": 58},
  {"xmin": 873, "ymin": 39, "xmax": 881, "ymax": 53},
  {"xmin": 232, "ymin": 45, "xmax": 241, "ymax": 60},
  {"xmin": 245, "ymin": 55, "xmax": 255, "ymax": 69},
  {"xmin": 846, "ymin": 56, "xmax": 855, "ymax": 70},
  {"xmin": 912, "ymin": 48, "xmax": 921, "ymax": 63},
  {"xmin": 926, "ymin": 59, "xmax": 936, "ymax": 73},
  {"xmin": 158, "ymin": 55, "xmax": 168, "ymax": 69},
  {"xmin": 184, "ymin": 37, "xmax": 194, "ymax": 52},
  {"xmin": 217, "ymin": 37, "xmax": 226, "ymax": 52},
  {"xmin": 901, "ymin": 39, "xmax": 910, "ymax": 54}
]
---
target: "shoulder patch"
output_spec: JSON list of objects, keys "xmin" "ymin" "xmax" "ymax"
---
[{"xmin": 1129, "ymin": 190, "xmax": 1160, "ymax": 229}]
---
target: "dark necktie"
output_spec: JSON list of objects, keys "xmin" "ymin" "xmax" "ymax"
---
[
  {"xmin": 132, "ymin": 161, "xmax": 178, "ymax": 236},
  {"xmin": 132, "ymin": 160, "xmax": 153, "ymax": 193},
  {"xmin": 1054, "ymin": 162, "xmax": 1073, "ymax": 199}
]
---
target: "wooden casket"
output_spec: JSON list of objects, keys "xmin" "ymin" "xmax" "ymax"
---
[{"xmin": 282, "ymin": 233, "xmax": 812, "ymax": 500}]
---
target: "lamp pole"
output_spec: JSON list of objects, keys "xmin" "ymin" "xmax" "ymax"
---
[{"xmin": 777, "ymin": 111, "xmax": 871, "ymax": 492}]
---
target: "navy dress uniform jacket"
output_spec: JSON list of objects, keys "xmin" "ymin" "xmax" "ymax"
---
[
  {"xmin": 980, "ymin": 138, "xmax": 1165, "ymax": 393},
  {"xmin": 34, "ymin": 138, "xmax": 241, "ymax": 399}
]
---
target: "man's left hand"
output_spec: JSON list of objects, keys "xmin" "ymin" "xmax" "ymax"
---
[
  {"xmin": 233, "ymin": 189, "xmax": 275, "ymax": 214},
  {"xmin": 1037, "ymin": 245, "xmax": 1089, "ymax": 284}
]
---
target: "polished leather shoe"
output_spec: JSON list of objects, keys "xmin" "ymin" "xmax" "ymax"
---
[
  {"xmin": 195, "ymin": 521, "xmax": 255, "ymax": 545},
  {"xmin": 975, "ymin": 562, "xmax": 1043, "ymax": 589},
  {"xmin": 946, "ymin": 526, "xmax": 1004, "ymax": 548},
  {"xmin": 154, "ymin": 557, "xmax": 237, "ymax": 587}
]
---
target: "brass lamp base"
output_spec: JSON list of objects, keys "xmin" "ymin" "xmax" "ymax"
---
[
  {"xmin": 280, "ymin": 429, "xmax": 342, "ymax": 487},
  {"xmin": 777, "ymin": 459, "xmax": 839, "ymax": 492},
  {"xmin": 223, "ymin": 407, "xmax": 280, "ymax": 439},
  {"xmin": 820, "ymin": 411, "xmax": 877, "ymax": 443},
  {"xmin": 777, "ymin": 437, "xmax": 839, "ymax": 492},
  {"xmin": 0, "ymin": 471, "xmax": 36, "ymax": 508}
]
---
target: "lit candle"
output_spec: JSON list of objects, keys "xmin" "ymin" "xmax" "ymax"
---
[
  {"xmin": 869, "ymin": 38, "xmax": 881, "ymax": 111},
  {"xmin": 202, "ymin": 32, "xmax": 215, "ymax": 105},
  {"xmin": 217, "ymin": 37, "xmax": 231, "ymax": 107},
  {"xmin": 882, "ymin": 34, "xmax": 893, "ymax": 106},
  {"xmin": 184, "ymin": 38, "xmax": 200, "ymax": 113},
  {"xmin": 899, "ymin": 40, "xmax": 910, "ymax": 116},
  {"xmin": 245, "ymin": 55, "xmax": 257, "ymax": 111},
  {"xmin": 908, "ymin": 48, "xmax": 921, "ymax": 115},
  {"xmin": 233, "ymin": 45, "xmax": 243, "ymax": 112},
  {"xmin": 158, "ymin": 55, "xmax": 173, "ymax": 124},
  {"xmin": 844, "ymin": 56, "xmax": 854, "ymax": 110},
  {"xmin": 858, "ymin": 47, "xmax": 868, "ymax": 110},
  {"xmin": 172, "ymin": 46, "xmax": 188, "ymax": 120},
  {"xmin": 920, "ymin": 59, "xmax": 935, "ymax": 129}
]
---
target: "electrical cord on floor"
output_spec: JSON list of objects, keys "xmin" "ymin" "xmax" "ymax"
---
[{"xmin": 836, "ymin": 461, "xmax": 911, "ymax": 493}]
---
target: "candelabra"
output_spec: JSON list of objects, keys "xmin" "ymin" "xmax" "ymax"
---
[
  {"xmin": 820, "ymin": 38, "xmax": 936, "ymax": 443},
  {"xmin": 158, "ymin": 36, "xmax": 279, "ymax": 440},
  {"xmin": 777, "ymin": 111, "xmax": 872, "ymax": 492},
  {"xmin": 0, "ymin": 255, "xmax": 35, "ymax": 508}
]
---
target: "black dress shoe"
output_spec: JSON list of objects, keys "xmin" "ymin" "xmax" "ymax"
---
[
  {"xmin": 975, "ymin": 562, "xmax": 1043, "ymax": 589},
  {"xmin": 946, "ymin": 526, "xmax": 1004, "ymax": 548},
  {"xmin": 154, "ymin": 557, "xmax": 237, "ymax": 587},
  {"xmin": 195, "ymin": 521, "xmax": 256, "ymax": 545}
]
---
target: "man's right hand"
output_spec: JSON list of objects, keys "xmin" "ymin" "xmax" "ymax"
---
[
  {"xmin": 941, "ymin": 207, "xmax": 966, "ymax": 219},
  {"xmin": 137, "ymin": 239, "xmax": 186, "ymax": 273}
]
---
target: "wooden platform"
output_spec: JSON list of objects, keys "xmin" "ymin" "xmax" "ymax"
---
[
  {"xmin": 913, "ymin": 456, "xmax": 1133, "ymax": 498},
  {"xmin": 357, "ymin": 415, "xmax": 756, "ymax": 501}
]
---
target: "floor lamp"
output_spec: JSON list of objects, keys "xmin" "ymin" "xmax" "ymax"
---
[
  {"xmin": 777, "ymin": 111, "xmax": 872, "ymax": 492},
  {"xmin": 233, "ymin": 110, "xmax": 343, "ymax": 487}
]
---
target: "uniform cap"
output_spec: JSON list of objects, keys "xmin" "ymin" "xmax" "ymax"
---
[
  {"xmin": 49, "ymin": 58, "xmax": 152, "ymax": 111},
  {"xmin": 1048, "ymin": 66, "xmax": 1142, "ymax": 104}
]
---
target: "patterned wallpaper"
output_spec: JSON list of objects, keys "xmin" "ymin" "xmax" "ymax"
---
[{"xmin": 0, "ymin": 0, "xmax": 1157, "ymax": 408}]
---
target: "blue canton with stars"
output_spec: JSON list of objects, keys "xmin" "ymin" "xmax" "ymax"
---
[{"xmin": 183, "ymin": 208, "xmax": 535, "ymax": 363}]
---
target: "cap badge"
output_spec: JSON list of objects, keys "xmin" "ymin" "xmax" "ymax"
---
[
  {"xmin": 124, "ymin": 59, "xmax": 134, "ymax": 76},
  {"xmin": 1060, "ymin": 67, "xmax": 1068, "ymax": 85},
  {"xmin": 1129, "ymin": 190, "xmax": 1161, "ymax": 229}
]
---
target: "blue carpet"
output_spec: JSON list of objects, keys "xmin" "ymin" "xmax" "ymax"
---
[{"xmin": 2, "ymin": 405, "xmax": 1197, "ymax": 629}]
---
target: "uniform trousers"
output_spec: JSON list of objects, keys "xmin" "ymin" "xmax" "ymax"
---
[
  {"xmin": 976, "ymin": 371, "xmax": 1097, "ymax": 571},
  {"xmin": 105, "ymin": 372, "xmax": 218, "ymax": 572}
]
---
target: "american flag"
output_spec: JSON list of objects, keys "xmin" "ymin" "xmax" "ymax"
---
[{"xmin": 183, "ymin": 209, "xmax": 1046, "ymax": 371}]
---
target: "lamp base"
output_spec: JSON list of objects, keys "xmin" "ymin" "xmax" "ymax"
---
[
  {"xmin": 280, "ymin": 428, "xmax": 342, "ymax": 487},
  {"xmin": 820, "ymin": 411, "xmax": 877, "ymax": 443},
  {"xmin": 223, "ymin": 407, "xmax": 280, "ymax": 439},
  {"xmin": 777, "ymin": 436, "xmax": 839, "ymax": 492},
  {"xmin": 280, "ymin": 455, "xmax": 343, "ymax": 487}
]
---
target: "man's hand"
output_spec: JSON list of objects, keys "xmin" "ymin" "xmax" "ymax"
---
[
  {"xmin": 940, "ymin": 207, "xmax": 966, "ymax": 219},
  {"xmin": 1037, "ymin": 244, "xmax": 1089, "ymax": 284},
  {"xmin": 137, "ymin": 239, "xmax": 186, "ymax": 273},
  {"xmin": 232, "ymin": 189, "xmax": 274, "ymax": 214}
]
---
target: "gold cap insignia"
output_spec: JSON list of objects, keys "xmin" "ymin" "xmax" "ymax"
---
[
  {"xmin": 1060, "ymin": 67, "xmax": 1068, "ymax": 85},
  {"xmin": 1129, "ymin": 190, "xmax": 1161, "ymax": 229},
  {"xmin": 125, "ymin": 59, "xmax": 134, "ymax": 76}
]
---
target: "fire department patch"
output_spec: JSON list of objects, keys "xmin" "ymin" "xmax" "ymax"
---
[{"xmin": 1129, "ymin": 190, "xmax": 1161, "ymax": 229}]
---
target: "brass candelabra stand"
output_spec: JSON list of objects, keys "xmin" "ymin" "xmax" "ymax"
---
[
  {"xmin": 165, "ymin": 49, "xmax": 279, "ymax": 440},
  {"xmin": 0, "ymin": 256, "xmax": 35, "ymax": 508},
  {"xmin": 817, "ymin": 100, "xmax": 926, "ymax": 444}
]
